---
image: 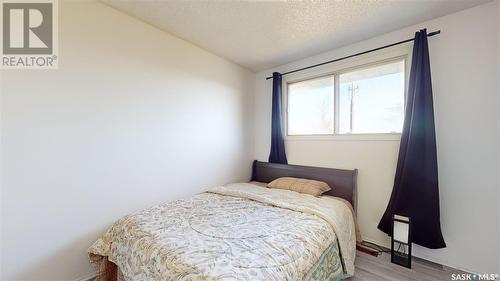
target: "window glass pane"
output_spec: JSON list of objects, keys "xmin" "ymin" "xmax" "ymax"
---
[
  {"xmin": 288, "ymin": 76, "xmax": 334, "ymax": 135},
  {"xmin": 339, "ymin": 60, "xmax": 405, "ymax": 134}
]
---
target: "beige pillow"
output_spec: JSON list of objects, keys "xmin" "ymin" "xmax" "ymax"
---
[{"xmin": 267, "ymin": 177, "xmax": 331, "ymax": 196}]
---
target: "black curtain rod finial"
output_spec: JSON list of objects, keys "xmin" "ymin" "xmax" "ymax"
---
[
  {"xmin": 427, "ymin": 30, "xmax": 440, "ymax": 36},
  {"xmin": 265, "ymin": 29, "xmax": 441, "ymax": 80}
]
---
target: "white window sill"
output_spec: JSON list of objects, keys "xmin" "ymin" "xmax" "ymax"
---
[{"xmin": 285, "ymin": 133, "xmax": 402, "ymax": 142}]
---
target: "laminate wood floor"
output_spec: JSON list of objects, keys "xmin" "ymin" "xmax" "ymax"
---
[{"xmin": 347, "ymin": 251, "xmax": 467, "ymax": 281}]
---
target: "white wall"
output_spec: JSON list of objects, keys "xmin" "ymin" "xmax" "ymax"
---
[
  {"xmin": 0, "ymin": 1, "xmax": 255, "ymax": 280},
  {"xmin": 254, "ymin": 1, "xmax": 499, "ymax": 274},
  {"xmin": 497, "ymin": 0, "xmax": 500, "ymax": 274}
]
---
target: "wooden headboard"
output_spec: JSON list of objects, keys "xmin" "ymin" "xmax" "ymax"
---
[{"xmin": 251, "ymin": 160, "xmax": 358, "ymax": 212}]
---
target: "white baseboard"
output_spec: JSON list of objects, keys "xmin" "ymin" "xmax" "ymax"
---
[{"xmin": 74, "ymin": 272, "xmax": 97, "ymax": 281}]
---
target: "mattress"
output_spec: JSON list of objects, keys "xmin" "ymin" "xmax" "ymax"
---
[{"xmin": 89, "ymin": 182, "xmax": 356, "ymax": 280}]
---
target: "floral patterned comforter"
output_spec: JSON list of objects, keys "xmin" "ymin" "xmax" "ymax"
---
[{"xmin": 88, "ymin": 182, "xmax": 356, "ymax": 280}]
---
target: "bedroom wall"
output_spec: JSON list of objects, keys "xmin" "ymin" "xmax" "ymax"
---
[
  {"xmin": 0, "ymin": 1, "xmax": 255, "ymax": 281},
  {"xmin": 497, "ymin": 0, "xmax": 500, "ymax": 274},
  {"xmin": 254, "ymin": 1, "xmax": 499, "ymax": 274}
]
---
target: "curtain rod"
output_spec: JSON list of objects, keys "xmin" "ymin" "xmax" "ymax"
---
[{"xmin": 265, "ymin": 30, "xmax": 441, "ymax": 80}]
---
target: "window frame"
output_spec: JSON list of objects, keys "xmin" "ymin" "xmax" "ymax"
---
[{"xmin": 283, "ymin": 46, "xmax": 411, "ymax": 141}]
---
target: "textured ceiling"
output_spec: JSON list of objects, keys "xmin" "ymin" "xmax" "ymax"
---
[{"xmin": 102, "ymin": 0, "xmax": 490, "ymax": 71}]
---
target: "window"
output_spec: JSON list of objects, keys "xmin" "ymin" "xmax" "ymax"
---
[
  {"xmin": 288, "ymin": 76, "xmax": 334, "ymax": 135},
  {"xmin": 287, "ymin": 58, "xmax": 405, "ymax": 136}
]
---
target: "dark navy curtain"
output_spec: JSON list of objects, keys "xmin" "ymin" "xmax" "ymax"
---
[
  {"xmin": 377, "ymin": 29, "xmax": 446, "ymax": 249},
  {"xmin": 268, "ymin": 72, "xmax": 288, "ymax": 164}
]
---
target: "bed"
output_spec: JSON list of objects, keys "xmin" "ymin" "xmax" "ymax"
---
[{"xmin": 89, "ymin": 161, "xmax": 358, "ymax": 281}]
